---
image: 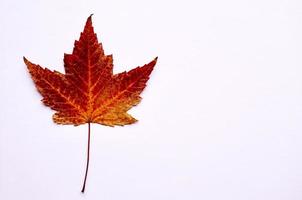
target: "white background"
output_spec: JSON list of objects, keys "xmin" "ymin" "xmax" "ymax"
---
[{"xmin": 1, "ymin": 0, "xmax": 302, "ymax": 199}]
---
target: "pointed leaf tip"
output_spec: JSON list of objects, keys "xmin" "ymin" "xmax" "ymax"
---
[
  {"xmin": 83, "ymin": 15, "xmax": 94, "ymax": 33},
  {"xmin": 149, "ymin": 57, "xmax": 158, "ymax": 66},
  {"xmin": 86, "ymin": 14, "xmax": 93, "ymax": 23},
  {"xmin": 23, "ymin": 56, "xmax": 30, "ymax": 64}
]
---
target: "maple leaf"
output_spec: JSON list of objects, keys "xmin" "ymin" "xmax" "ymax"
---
[{"xmin": 24, "ymin": 15, "xmax": 157, "ymax": 193}]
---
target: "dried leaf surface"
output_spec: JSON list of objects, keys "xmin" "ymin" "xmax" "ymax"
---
[{"xmin": 24, "ymin": 16, "xmax": 157, "ymax": 126}]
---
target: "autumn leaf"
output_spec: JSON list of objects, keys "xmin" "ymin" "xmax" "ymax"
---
[{"xmin": 24, "ymin": 15, "xmax": 157, "ymax": 193}]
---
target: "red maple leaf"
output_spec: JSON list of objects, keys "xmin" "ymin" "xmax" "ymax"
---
[{"xmin": 24, "ymin": 15, "xmax": 157, "ymax": 192}]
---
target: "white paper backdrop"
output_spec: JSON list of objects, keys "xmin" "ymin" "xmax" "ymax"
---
[{"xmin": 1, "ymin": 0, "xmax": 302, "ymax": 199}]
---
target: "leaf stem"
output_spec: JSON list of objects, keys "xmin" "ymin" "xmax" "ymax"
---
[{"xmin": 81, "ymin": 122, "xmax": 91, "ymax": 193}]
